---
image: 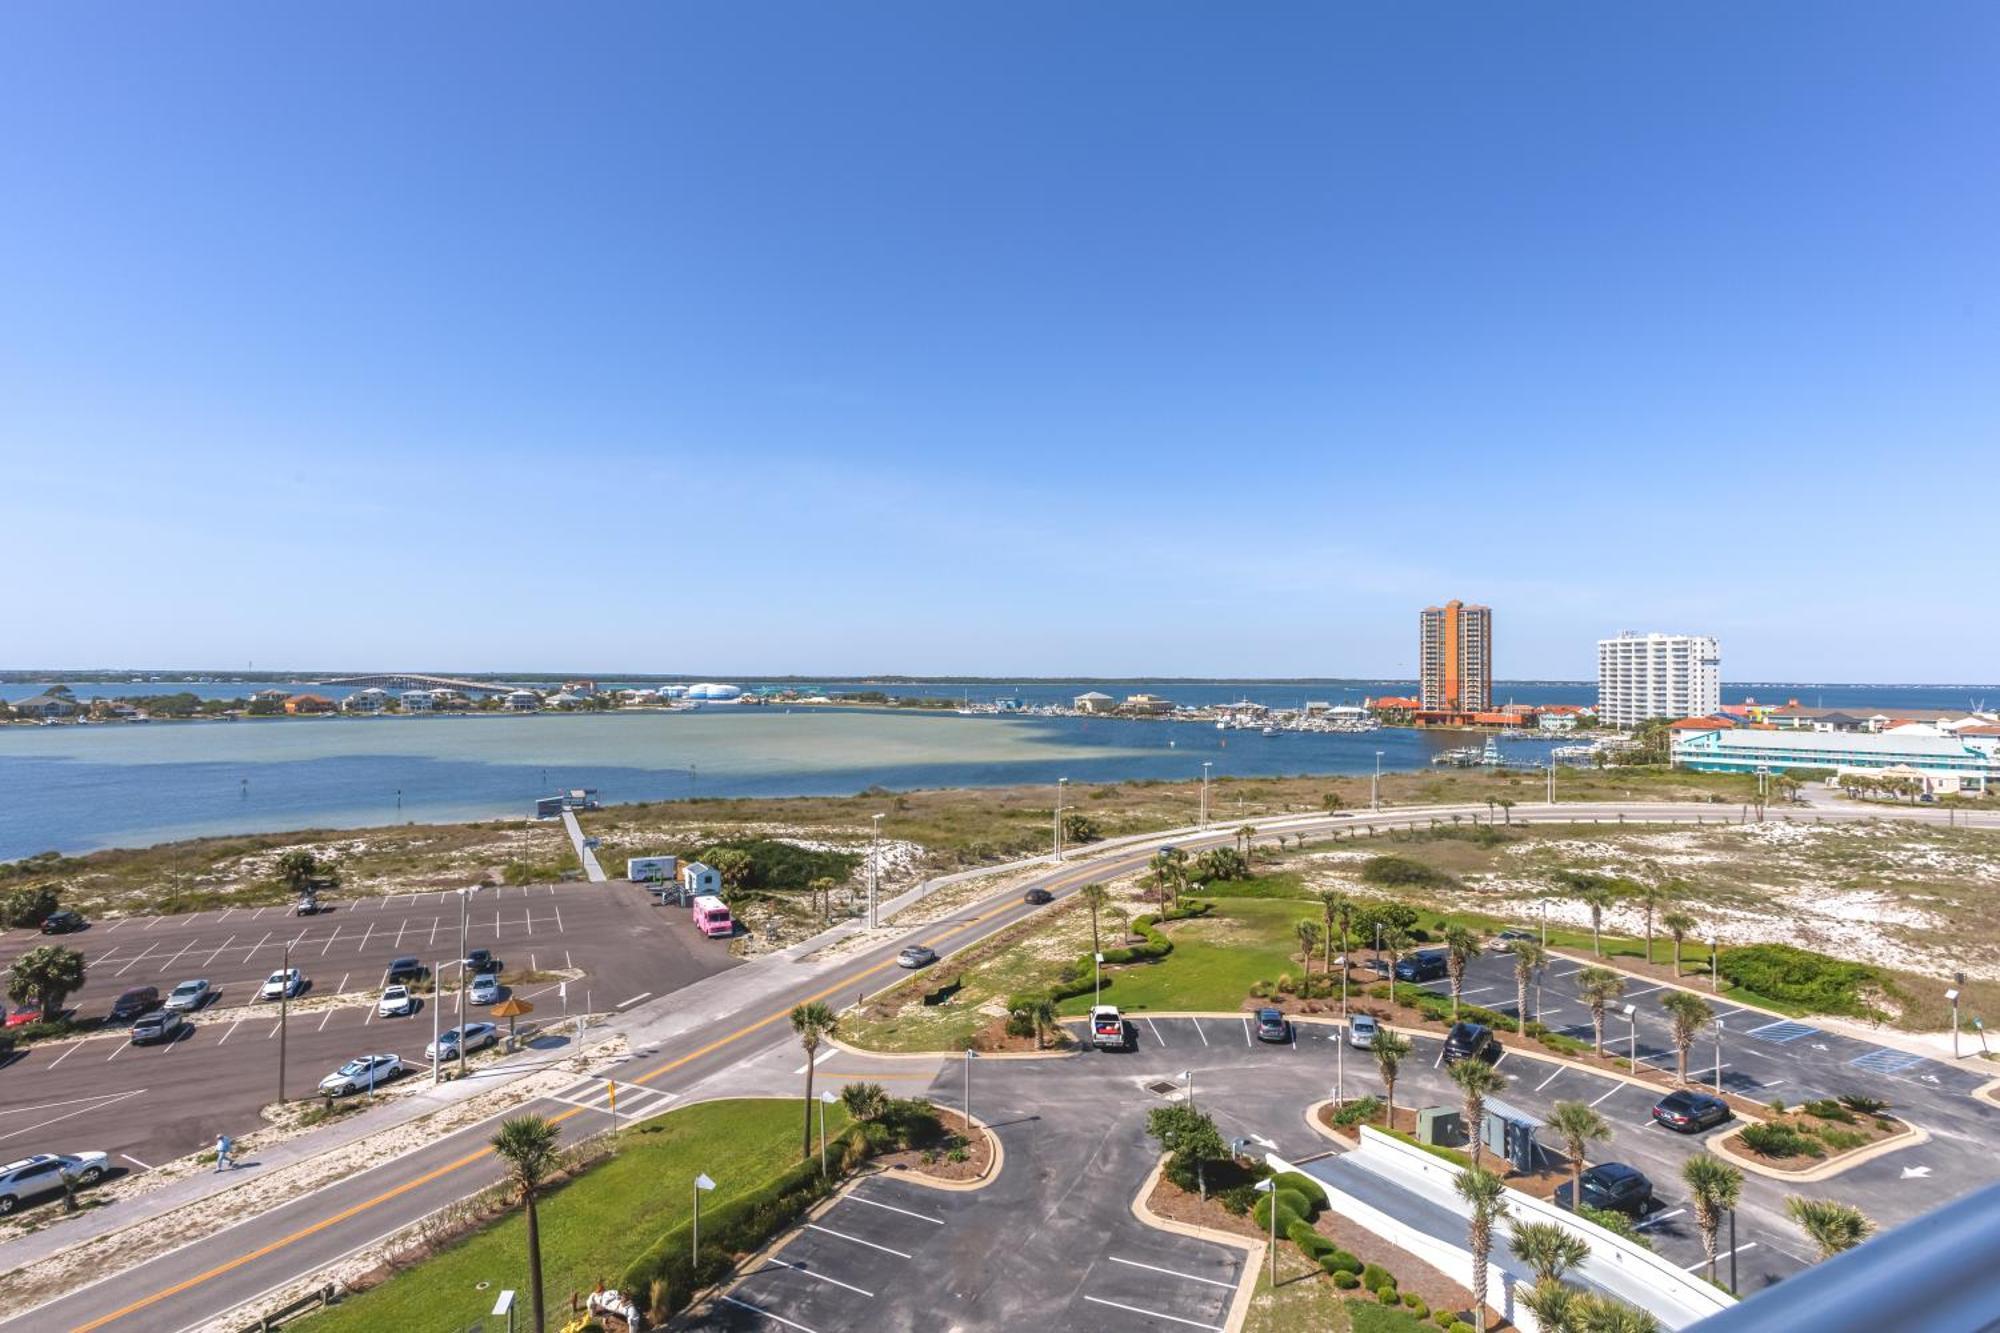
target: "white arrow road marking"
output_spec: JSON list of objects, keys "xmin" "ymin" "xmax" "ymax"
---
[{"xmin": 1902, "ymin": 1165, "xmax": 1932, "ymax": 1179}]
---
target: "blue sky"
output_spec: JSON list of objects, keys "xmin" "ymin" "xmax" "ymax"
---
[{"xmin": 2, "ymin": 4, "xmax": 1995, "ymax": 681}]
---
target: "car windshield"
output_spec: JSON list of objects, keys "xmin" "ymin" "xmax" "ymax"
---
[
  {"xmin": 338, "ymin": 1060, "xmax": 370, "ymax": 1075},
  {"xmin": 172, "ymin": 982, "xmax": 201, "ymax": 994}
]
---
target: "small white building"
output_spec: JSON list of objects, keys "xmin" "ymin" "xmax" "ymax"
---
[
  {"xmin": 627, "ymin": 855, "xmax": 679, "ymax": 883},
  {"xmin": 400, "ymin": 689, "xmax": 435, "ymax": 712},
  {"xmin": 342, "ymin": 687, "xmax": 391, "ymax": 714},
  {"xmin": 504, "ymin": 690, "xmax": 542, "ymax": 711},
  {"xmin": 680, "ymin": 861, "xmax": 721, "ymax": 898},
  {"xmin": 1074, "ymin": 691, "xmax": 1116, "ymax": 713}
]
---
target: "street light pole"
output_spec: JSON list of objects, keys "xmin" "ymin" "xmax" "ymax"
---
[
  {"xmin": 818, "ymin": 1090, "xmax": 835, "ymax": 1177},
  {"xmin": 1053, "ymin": 778, "xmax": 1068, "ymax": 862},
  {"xmin": 1547, "ymin": 757, "xmax": 1555, "ymax": 805},
  {"xmin": 1623, "ymin": 1004, "xmax": 1637, "ymax": 1074},
  {"xmin": 1094, "ymin": 952, "xmax": 1105, "ymax": 1008},
  {"xmin": 1255, "ymin": 1179, "xmax": 1278, "ymax": 1287},
  {"xmin": 1708, "ymin": 935, "xmax": 1719, "ymax": 993},
  {"xmin": 692, "ymin": 1173, "xmax": 715, "ymax": 1267},
  {"xmin": 1201, "ymin": 763, "xmax": 1211, "ymax": 827},
  {"xmin": 1713, "ymin": 1019, "xmax": 1725, "ymax": 1094},
  {"xmin": 431, "ymin": 957, "xmax": 443, "ymax": 1085},
  {"xmin": 963, "ymin": 1049, "xmax": 978, "ymax": 1133},
  {"xmin": 277, "ymin": 941, "xmax": 291, "ymax": 1106},
  {"xmin": 456, "ymin": 886, "xmax": 480, "ymax": 1078},
  {"xmin": 1180, "ymin": 1068, "xmax": 1195, "ymax": 1114},
  {"xmin": 1948, "ymin": 979, "xmax": 1963, "ymax": 1058},
  {"xmin": 1373, "ymin": 751, "xmax": 1383, "ymax": 811}
]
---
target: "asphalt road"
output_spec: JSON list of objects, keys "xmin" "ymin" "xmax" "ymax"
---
[
  {"xmin": 3, "ymin": 798, "xmax": 1994, "ymax": 1333},
  {"xmin": 0, "ymin": 882, "xmax": 733, "ymax": 1168}
]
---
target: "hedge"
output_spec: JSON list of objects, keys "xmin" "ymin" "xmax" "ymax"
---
[
  {"xmin": 1009, "ymin": 901, "xmax": 1214, "ymax": 1012},
  {"xmin": 1320, "ymin": 1248, "xmax": 1363, "ymax": 1276},
  {"xmin": 1716, "ymin": 943, "xmax": 1890, "ymax": 1019},
  {"xmin": 1269, "ymin": 1171, "xmax": 1324, "ymax": 1216},
  {"xmin": 1287, "ymin": 1218, "xmax": 1339, "ymax": 1261},
  {"xmin": 1251, "ymin": 1188, "xmax": 1311, "ymax": 1233},
  {"xmin": 1741, "ymin": 1122, "xmax": 1825, "ymax": 1159}
]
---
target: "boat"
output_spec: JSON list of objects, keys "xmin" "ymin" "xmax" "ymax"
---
[
  {"xmin": 1480, "ymin": 737, "xmax": 1503, "ymax": 766},
  {"xmin": 1261, "ymin": 725, "xmax": 1279, "ymax": 737}
]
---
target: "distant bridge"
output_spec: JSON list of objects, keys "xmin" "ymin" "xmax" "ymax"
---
[{"xmin": 313, "ymin": 673, "xmax": 521, "ymax": 696}]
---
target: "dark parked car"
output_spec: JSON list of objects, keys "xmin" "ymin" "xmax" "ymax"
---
[
  {"xmin": 1554, "ymin": 1162, "xmax": 1653, "ymax": 1215},
  {"xmin": 385, "ymin": 957, "xmax": 427, "ymax": 985},
  {"xmin": 1652, "ymin": 1089, "xmax": 1732, "ymax": 1133},
  {"xmin": 1255, "ymin": 1008, "xmax": 1291, "ymax": 1043},
  {"xmin": 130, "ymin": 1010, "xmax": 189, "ymax": 1045},
  {"xmin": 462, "ymin": 948, "xmax": 498, "ymax": 973},
  {"xmin": 40, "ymin": 910, "xmax": 86, "ymax": 934},
  {"xmin": 1022, "ymin": 888, "xmax": 1054, "ymax": 906},
  {"xmin": 1442, "ymin": 1021, "xmax": 1496, "ymax": 1065},
  {"xmin": 1493, "ymin": 929, "xmax": 1537, "ymax": 951},
  {"xmin": 1394, "ymin": 951, "xmax": 1448, "ymax": 983},
  {"xmin": 108, "ymin": 986, "xmax": 159, "ymax": 1022}
]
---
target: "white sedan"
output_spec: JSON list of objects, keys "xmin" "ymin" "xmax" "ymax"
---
[
  {"xmin": 259, "ymin": 968, "xmax": 305, "ymax": 1001},
  {"xmin": 318, "ymin": 1053, "xmax": 404, "ymax": 1096},
  {"xmin": 377, "ymin": 985, "xmax": 416, "ymax": 1017}
]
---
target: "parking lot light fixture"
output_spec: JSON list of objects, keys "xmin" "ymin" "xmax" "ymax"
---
[
  {"xmin": 1713, "ymin": 1018, "xmax": 1725, "ymax": 1094},
  {"xmin": 431, "ymin": 958, "xmax": 443, "ymax": 1085},
  {"xmin": 1179, "ymin": 1068, "xmax": 1195, "ymax": 1114},
  {"xmin": 1373, "ymin": 750, "xmax": 1383, "ymax": 810},
  {"xmin": 963, "ymin": 1048, "xmax": 979, "ymax": 1134},
  {"xmin": 1254, "ymin": 1179, "xmax": 1278, "ymax": 1285},
  {"xmin": 1201, "ymin": 762, "xmax": 1211, "ymax": 826},
  {"xmin": 1708, "ymin": 935, "xmax": 1719, "ymax": 993},
  {"xmin": 1094, "ymin": 952, "xmax": 1105, "ymax": 1007},
  {"xmin": 692, "ymin": 1173, "xmax": 716, "ymax": 1266},
  {"xmin": 1054, "ymin": 778, "xmax": 1068, "ymax": 862},
  {"xmin": 1622, "ymin": 1003, "xmax": 1638, "ymax": 1073},
  {"xmin": 1948, "ymin": 982, "xmax": 1962, "ymax": 1058},
  {"xmin": 276, "ymin": 941, "xmax": 291, "ymax": 1106},
  {"xmin": 818, "ymin": 1090, "xmax": 837, "ymax": 1178}
]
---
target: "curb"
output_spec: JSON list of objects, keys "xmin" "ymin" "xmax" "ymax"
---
[
  {"xmin": 822, "ymin": 1032, "xmax": 1074, "ymax": 1062},
  {"xmin": 868, "ymin": 1111, "xmax": 1005, "ymax": 1193},
  {"xmin": 1706, "ymin": 1120, "xmax": 1930, "ymax": 1183},
  {"xmin": 1128, "ymin": 1153, "xmax": 1263, "ymax": 1333}
]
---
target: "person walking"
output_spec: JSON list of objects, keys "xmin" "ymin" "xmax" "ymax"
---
[{"xmin": 214, "ymin": 1134, "xmax": 233, "ymax": 1172}]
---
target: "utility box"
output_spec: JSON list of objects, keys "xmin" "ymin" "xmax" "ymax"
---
[
  {"xmin": 1414, "ymin": 1105, "xmax": 1461, "ymax": 1147},
  {"xmin": 1487, "ymin": 1096, "xmax": 1546, "ymax": 1174}
]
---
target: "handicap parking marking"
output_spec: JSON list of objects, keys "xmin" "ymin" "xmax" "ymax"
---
[
  {"xmin": 1745, "ymin": 1019, "xmax": 1819, "ymax": 1044},
  {"xmin": 1849, "ymin": 1048, "xmax": 1927, "ymax": 1075},
  {"xmin": 1083, "ymin": 1294, "xmax": 1227, "ymax": 1331}
]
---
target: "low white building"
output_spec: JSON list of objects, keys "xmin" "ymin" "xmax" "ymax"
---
[
  {"xmin": 503, "ymin": 690, "xmax": 542, "ymax": 711},
  {"xmin": 1073, "ymin": 691, "xmax": 1116, "ymax": 713},
  {"xmin": 342, "ymin": 687, "xmax": 391, "ymax": 714},
  {"xmin": 1672, "ymin": 727, "xmax": 1999, "ymax": 794},
  {"xmin": 400, "ymin": 689, "xmax": 434, "ymax": 712},
  {"xmin": 680, "ymin": 861, "xmax": 721, "ymax": 898}
]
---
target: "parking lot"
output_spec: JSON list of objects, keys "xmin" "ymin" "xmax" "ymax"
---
[{"xmin": 0, "ymin": 883, "xmax": 735, "ymax": 1173}]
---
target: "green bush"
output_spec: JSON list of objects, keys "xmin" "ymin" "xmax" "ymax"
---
[
  {"xmin": 692, "ymin": 839, "xmax": 860, "ymax": 893},
  {"xmin": 1218, "ymin": 1183, "xmax": 1260, "ymax": 1216},
  {"xmin": 1449, "ymin": 1323, "xmax": 1477, "ymax": 1333},
  {"xmin": 1333, "ymin": 1096, "xmax": 1382, "ymax": 1128},
  {"xmin": 1287, "ymin": 1219, "xmax": 1338, "ymax": 1260},
  {"xmin": 1378, "ymin": 1126, "xmax": 1472, "ymax": 1170},
  {"xmin": 1579, "ymin": 1205, "xmax": 1655, "ymax": 1249},
  {"xmin": 1818, "ymin": 1127, "xmax": 1869, "ymax": 1152},
  {"xmin": 1403, "ymin": 1293, "xmax": 1429, "ymax": 1317},
  {"xmin": 0, "ymin": 885, "xmax": 59, "ymax": 928},
  {"xmin": 1377, "ymin": 1284, "xmax": 1401, "ymax": 1304},
  {"xmin": 1360, "ymin": 857, "xmax": 1456, "ymax": 890},
  {"xmin": 1838, "ymin": 1093, "xmax": 1890, "ymax": 1116},
  {"xmin": 1361, "ymin": 1262, "xmax": 1398, "ymax": 1291},
  {"xmin": 1740, "ymin": 1122, "xmax": 1824, "ymax": 1159},
  {"xmin": 1252, "ymin": 1189, "xmax": 1310, "ymax": 1233},
  {"xmin": 1320, "ymin": 1248, "xmax": 1363, "ymax": 1276},
  {"xmin": 1716, "ymin": 943, "xmax": 1889, "ymax": 1019},
  {"xmin": 1332, "ymin": 1270, "xmax": 1360, "ymax": 1289},
  {"xmin": 1802, "ymin": 1099, "xmax": 1855, "ymax": 1123},
  {"xmin": 1269, "ymin": 1171, "xmax": 1324, "ymax": 1217}
]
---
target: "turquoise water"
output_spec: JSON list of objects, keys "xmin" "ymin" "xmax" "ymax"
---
[{"xmin": 0, "ymin": 707, "xmax": 1529, "ymax": 858}]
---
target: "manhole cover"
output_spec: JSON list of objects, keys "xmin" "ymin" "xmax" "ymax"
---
[{"xmin": 1145, "ymin": 1080, "xmax": 1180, "ymax": 1097}]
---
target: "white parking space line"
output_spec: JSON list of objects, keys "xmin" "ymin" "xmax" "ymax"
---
[
  {"xmin": 318, "ymin": 1008, "xmax": 337, "ymax": 1032},
  {"xmin": 121, "ymin": 1153, "xmax": 154, "ymax": 1171},
  {"xmin": 618, "ymin": 992, "xmax": 655, "ymax": 1011},
  {"xmin": 719, "ymin": 1295, "xmax": 819, "ymax": 1333},
  {"xmin": 244, "ymin": 931, "xmax": 272, "ymax": 962},
  {"xmin": 202, "ymin": 936, "xmax": 238, "ymax": 967},
  {"xmin": 217, "ymin": 1014, "xmax": 247, "ymax": 1045},
  {"xmin": 1636, "ymin": 1208, "xmax": 1686, "ymax": 1231},
  {"xmin": 1588, "ymin": 1084, "xmax": 1625, "ymax": 1107},
  {"xmin": 762, "ymin": 1257, "xmax": 874, "ymax": 1298},
  {"xmin": 1684, "ymin": 1242, "xmax": 1756, "ymax": 1271},
  {"xmin": 1191, "ymin": 1020, "xmax": 1210, "ymax": 1048},
  {"xmin": 45, "ymin": 1040, "xmax": 86, "ymax": 1069},
  {"xmin": 105, "ymin": 918, "xmax": 131, "ymax": 932},
  {"xmin": 553, "ymin": 902, "xmax": 565, "ymax": 933},
  {"xmin": 113, "ymin": 943, "xmax": 160, "ymax": 976},
  {"xmin": 142, "ymin": 915, "xmax": 164, "ymax": 930},
  {"xmin": 804, "ymin": 1223, "xmax": 911, "ymax": 1258},
  {"xmin": 1491, "ymin": 1048, "xmax": 1507, "ymax": 1068},
  {"xmin": 1107, "ymin": 1256, "xmax": 1237, "ymax": 1289},
  {"xmin": 1456, "ymin": 986, "xmax": 1497, "ymax": 998},
  {"xmin": 356, "ymin": 924, "xmax": 374, "ymax": 953},
  {"xmin": 844, "ymin": 1192, "xmax": 945, "ymax": 1224},
  {"xmin": 429, "ymin": 918, "xmax": 440, "ymax": 948},
  {"xmin": 217, "ymin": 908, "xmax": 236, "ymax": 922},
  {"xmin": 0, "ymin": 1088, "xmax": 148, "ymax": 1144},
  {"xmin": 104, "ymin": 1039, "xmax": 132, "ymax": 1062},
  {"xmin": 1623, "ymin": 984, "xmax": 1665, "ymax": 998},
  {"xmin": 1534, "ymin": 1067, "xmax": 1566, "ymax": 1092},
  {"xmin": 154, "ymin": 939, "xmax": 198, "ymax": 976},
  {"xmin": 1242, "ymin": 1017, "xmax": 1252, "ymax": 1046},
  {"xmin": 1737, "ymin": 1047, "xmax": 1779, "ymax": 1062},
  {"xmin": 791, "ymin": 1048, "xmax": 835, "ymax": 1075},
  {"xmin": 320, "ymin": 927, "xmax": 343, "ymax": 957},
  {"xmin": 494, "ymin": 908, "xmax": 502, "ymax": 939},
  {"xmin": 1083, "ymin": 1295, "xmax": 1225, "ymax": 1330}
]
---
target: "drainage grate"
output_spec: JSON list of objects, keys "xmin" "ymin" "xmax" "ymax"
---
[{"xmin": 1145, "ymin": 1080, "xmax": 1182, "ymax": 1097}]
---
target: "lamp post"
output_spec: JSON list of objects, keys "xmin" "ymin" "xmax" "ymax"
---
[
  {"xmin": 1200, "ymin": 762, "xmax": 1211, "ymax": 827},
  {"xmin": 1337, "ymin": 952, "xmax": 1348, "ymax": 1020},
  {"xmin": 1254, "ymin": 1179, "xmax": 1278, "ymax": 1287},
  {"xmin": 431, "ymin": 957, "xmax": 443, "ymax": 1085},
  {"xmin": 1094, "ymin": 952, "xmax": 1105, "ymax": 1008},
  {"xmin": 1547, "ymin": 757, "xmax": 1556, "ymax": 805},
  {"xmin": 692, "ymin": 1173, "xmax": 715, "ymax": 1266},
  {"xmin": 1053, "ymin": 778, "xmax": 1068, "ymax": 862},
  {"xmin": 1708, "ymin": 935, "xmax": 1719, "ymax": 994},
  {"xmin": 1179, "ymin": 1068, "xmax": 1195, "ymax": 1114},
  {"xmin": 1622, "ymin": 1003, "xmax": 1638, "ymax": 1073},
  {"xmin": 455, "ymin": 885, "xmax": 481, "ymax": 1078},
  {"xmin": 1948, "ymin": 980, "xmax": 1963, "ymax": 1058},
  {"xmin": 1713, "ymin": 1018, "xmax": 1725, "ymax": 1094},
  {"xmin": 276, "ymin": 942, "xmax": 291, "ymax": 1106},
  {"xmin": 1335, "ymin": 1026, "xmax": 1346, "ymax": 1105},
  {"xmin": 1373, "ymin": 751, "xmax": 1384, "ymax": 811},
  {"xmin": 963, "ymin": 1048, "xmax": 979, "ymax": 1134},
  {"xmin": 869, "ymin": 813, "xmax": 883, "ymax": 929},
  {"xmin": 818, "ymin": 1090, "xmax": 837, "ymax": 1177}
]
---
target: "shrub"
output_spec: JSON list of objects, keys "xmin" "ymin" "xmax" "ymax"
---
[
  {"xmin": 1269, "ymin": 1171, "xmax": 1324, "ymax": 1216},
  {"xmin": 1332, "ymin": 1270, "xmax": 1360, "ymax": 1289},
  {"xmin": 1218, "ymin": 1183, "xmax": 1260, "ymax": 1216},
  {"xmin": 1715, "ymin": 943, "xmax": 1888, "ymax": 1019},
  {"xmin": 1287, "ymin": 1219, "xmax": 1338, "ymax": 1259},
  {"xmin": 1251, "ymin": 1189, "xmax": 1311, "ymax": 1232},
  {"xmin": 1740, "ymin": 1122, "xmax": 1824, "ymax": 1159},
  {"xmin": 1818, "ymin": 1127, "xmax": 1869, "ymax": 1152},
  {"xmin": 1404, "ymin": 1293, "xmax": 1429, "ymax": 1317},
  {"xmin": 1767, "ymin": 1098, "xmax": 1788, "ymax": 1115},
  {"xmin": 1449, "ymin": 1323, "xmax": 1477, "ymax": 1333},
  {"xmin": 1360, "ymin": 857, "xmax": 1456, "ymax": 890},
  {"xmin": 1579, "ymin": 1205, "xmax": 1654, "ymax": 1249},
  {"xmin": 1333, "ymin": 1096, "xmax": 1382, "ymax": 1128},
  {"xmin": 1802, "ymin": 1099, "xmax": 1855, "ymax": 1123},
  {"xmin": 1838, "ymin": 1093, "xmax": 1890, "ymax": 1116},
  {"xmin": 0, "ymin": 886, "xmax": 59, "ymax": 928},
  {"xmin": 1361, "ymin": 1263, "xmax": 1398, "ymax": 1291},
  {"xmin": 1377, "ymin": 1284, "xmax": 1401, "ymax": 1305},
  {"xmin": 1320, "ymin": 1249, "xmax": 1363, "ymax": 1276}
]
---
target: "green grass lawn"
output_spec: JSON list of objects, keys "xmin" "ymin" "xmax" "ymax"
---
[
  {"xmin": 1057, "ymin": 899, "xmax": 1319, "ymax": 1016},
  {"xmin": 304, "ymin": 1098, "xmax": 841, "ymax": 1333}
]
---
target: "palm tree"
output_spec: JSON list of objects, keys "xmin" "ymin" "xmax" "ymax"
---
[
  {"xmin": 1110, "ymin": 904, "xmax": 1131, "ymax": 946},
  {"xmin": 1444, "ymin": 925, "xmax": 1481, "ymax": 1019},
  {"xmin": 1575, "ymin": 967, "xmax": 1625, "ymax": 1057},
  {"xmin": 491, "ymin": 1115, "xmax": 562, "ymax": 1333},
  {"xmin": 1371, "ymin": 1029, "xmax": 1412, "ymax": 1128},
  {"xmin": 1574, "ymin": 1292, "xmax": 1660, "ymax": 1332},
  {"xmin": 1496, "ymin": 797, "xmax": 1515, "ymax": 825},
  {"xmin": 1520, "ymin": 1277, "xmax": 1579, "ymax": 1333},
  {"xmin": 5, "ymin": 945, "xmax": 87, "ymax": 1021},
  {"xmin": 1318, "ymin": 890, "xmax": 1351, "ymax": 977},
  {"xmin": 1510, "ymin": 1219, "xmax": 1591, "ymax": 1285},
  {"xmin": 1294, "ymin": 918, "xmax": 1322, "ymax": 977},
  {"xmin": 808, "ymin": 876, "xmax": 836, "ymax": 926},
  {"xmin": 1577, "ymin": 880, "xmax": 1617, "ymax": 957},
  {"xmin": 1662, "ymin": 910, "xmax": 1697, "ymax": 978},
  {"xmin": 790, "ymin": 1001, "xmax": 837, "ymax": 1159},
  {"xmin": 1512, "ymin": 939, "xmax": 1547, "ymax": 1029},
  {"xmin": 1031, "ymin": 993, "xmax": 1057, "ymax": 1049},
  {"xmin": 1546, "ymin": 1101, "xmax": 1610, "ymax": 1213},
  {"xmin": 1235, "ymin": 824, "xmax": 1257, "ymax": 858},
  {"xmin": 1682, "ymin": 1155, "xmax": 1743, "ymax": 1283},
  {"xmin": 1381, "ymin": 926, "xmax": 1413, "ymax": 982},
  {"xmin": 1660, "ymin": 990, "xmax": 1714, "ymax": 1086},
  {"xmin": 1632, "ymin": 871, "xmax": 1669, "ymax": 965},
  {"xmin": 1786, "ymin": 1196, "xmax": 1874, "ymax": 1262},
  {"xmin": 1448, "ymin": 1057, "xmax": 1507, "ymax": 1168},
  {"xmin": 1454, "ymin": 1165, "xmax": 1510, "ymax": 1333},
  {"xmin": 1079, "ymin": 884, "xmax": 1109, "ymax": 956}
]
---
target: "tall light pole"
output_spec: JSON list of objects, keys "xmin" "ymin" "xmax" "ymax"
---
[
  {"xmin": 1094, "ymin": 951, "xmax": 1105, "ymax": 1008},
  {"xmin": 456, "ymin": 885, "xmax": 481, "ymax": 1077},
  {"xmin": 692, "ymin": 1173, "xmax": 715, "ymax": 1267},
  {"xmin": 1547, "ymin": 757, "xmax": 1556, "ymax": 805},
  {"xmin": 1713, "ymin": 1018, "xmax": 1725, "ymax": 1094},
  {"xmin": 276, "ymin": 941, "xmax": 291, "ymax": 1106},
  {"xmin": 1335, "ymin": 1026, "xmax": 1346, "ymax": 1104},
  {"xmin": 430, "ymin": 957, "xmax": 444, "ymax": 1085},
  {"xmin": 1179, "ymin": 1067, "xmax": 1195, "ymax": 1114},
  {"xmin": 963, "ymin": 1048, "xmax": 978, "ymax": 1133},
  {"xmin": 869, "ymin": 813, "xmax": 883, "ymax": 929},
  {"xmin": 1948, "ymin": 979, "xmax": 1963, "ymax": 1058},
  {"xmin": 1200, "ymin": 763, "xmax": 1211, "ymax": 827},
  {"xmin": 1708, "ymin": 935, "xmax": 1719, "ymax": 993},
  {"xmin": 818, "ymin": 1090, "xmax": 837, "ymax": 1177},
  {"xmin": 1372, "ymin": 751, "xmax": 1384, "ymax": 811},
  {"xmin": 1622, "ymin": 1003, "xmax": 1638, "ymax": 1073},
  {"xmin": 1053, "ymin": 778, "xmax": 1068, "ymax": 862}
]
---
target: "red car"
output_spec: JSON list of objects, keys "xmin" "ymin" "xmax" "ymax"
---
[{"xmin": 5, "ymin": 1006, "xmax": 42, "ymax": 1029}]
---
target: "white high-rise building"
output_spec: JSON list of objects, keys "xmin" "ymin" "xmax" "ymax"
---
[{"xmin": 1597, "ymin": 633, "xmax": 1720, "ymax": 727}]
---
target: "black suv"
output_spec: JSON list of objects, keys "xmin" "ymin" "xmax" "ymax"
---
[
  {"xmin": 108, "ymin": 986, "xmax": 159, "ymax": 1022},
  {"xmin": 1555, "ymin": 1162, "xmax": 1653, "ymax": 1215},
  {"xmin": 1022, "ymin": 888, "xmax": 1054, "ymax": 906},
  {"xmin": 1442, "ymin": 1021, "xmax": 1496, "ymax": 1065},
  {"xmin": 40, "ymin": 910, "xmax": 86, "ymax": 934},
  {"xmin": 385, "ymin": 957, "xmax": 427, "ymax": 985},
  {"xmin": 1394, "ymin": 951, "xmax": 1448, "ymax": 983},
  {"xmin": 1652, "ymin": 1089, "xmax": 1732, "ymax": 1133}
]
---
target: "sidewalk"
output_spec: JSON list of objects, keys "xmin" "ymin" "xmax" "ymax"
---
[{"xmin": 561, "ymin": 809, "xmax": 607, "ymax": 882}]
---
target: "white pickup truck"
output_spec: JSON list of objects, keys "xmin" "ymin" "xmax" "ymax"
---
[{"xmin": 1090, "ymin": 1004, "xmax": 1129, "ymax": 1051}]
